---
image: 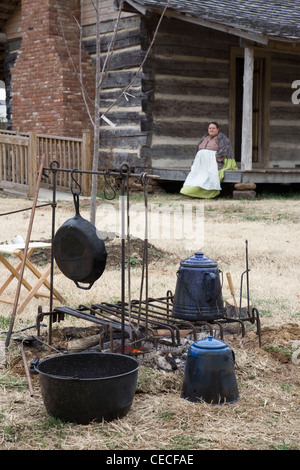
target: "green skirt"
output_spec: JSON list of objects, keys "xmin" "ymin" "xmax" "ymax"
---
[{"xmin": 180, "ymin": 158, "xmax": 238, "ymax": 199}]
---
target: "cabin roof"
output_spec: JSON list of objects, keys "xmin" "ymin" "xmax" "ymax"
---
[{"xmin": 119, "ymin": 0, "xmax": 300, "ymax": 43}]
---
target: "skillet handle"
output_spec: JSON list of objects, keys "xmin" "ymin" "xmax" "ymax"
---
[
  {"xmin": 74, "ymin": 281, "xmax": 94, "ymax": 290},
  {"xmin": 73, "ymin": 191, "xmax": 80, "ymax": 215}
]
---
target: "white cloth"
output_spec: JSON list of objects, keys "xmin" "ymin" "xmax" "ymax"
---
[{"xmin": 183, "ymin": 149, "xmax": 221, "ymax": 190}]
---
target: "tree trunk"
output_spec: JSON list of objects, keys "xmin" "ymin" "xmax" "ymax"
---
[{"xmin": 90, "ymin": 0, "xmax": 101, "ymax": 225}]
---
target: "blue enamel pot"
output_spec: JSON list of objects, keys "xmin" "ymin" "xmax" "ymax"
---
[
  {"xmin": 181, "ymin": 336, "xmax": 239, "ymax": 404},
  {"xmin": 172, "ymin": 252, "xmax": 224, "ymax": 321}
]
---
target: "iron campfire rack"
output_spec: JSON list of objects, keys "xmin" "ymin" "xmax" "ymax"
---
[
  {"xmin": 36, "ymin": 292, "xmax": 261, "ymax": 352},
  {"xmin": 35, "ymin": 161, "xmax": 261, "ymax": 351}
]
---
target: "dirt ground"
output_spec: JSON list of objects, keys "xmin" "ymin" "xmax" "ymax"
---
[{"xmin": 0, "ymin": 189, "xmax": 299, "ymax": 451}]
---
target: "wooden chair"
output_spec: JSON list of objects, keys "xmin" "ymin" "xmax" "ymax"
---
[{"xmin": 0, "ymin": 242, "xmax": 65, "ymax": 314}]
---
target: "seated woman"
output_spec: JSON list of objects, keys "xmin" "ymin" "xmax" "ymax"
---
[{"xmin": 180, "ymin": 122, "xmax": 238, "ymax": 199}]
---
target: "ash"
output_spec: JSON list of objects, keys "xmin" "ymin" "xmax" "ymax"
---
[{"xmin": 103, "ymin": 330, "xmax": 214, "ymax": 372}]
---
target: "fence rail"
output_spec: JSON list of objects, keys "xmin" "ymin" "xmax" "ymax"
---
[{"xmin": 0, "ymin": 130, "xmax": 91, "ymax": 196}]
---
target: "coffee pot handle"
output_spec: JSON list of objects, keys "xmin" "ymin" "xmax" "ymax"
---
[{"xmin": 205, "ymin": 272, "xmax": 216, "ymax": 302}]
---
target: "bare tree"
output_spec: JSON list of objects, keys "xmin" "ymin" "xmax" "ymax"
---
[
  {"xmin": 58, "ymin": 0, "xmax": 170, "ymax": 224},
  {"xmin": 90, "ymin": 0, "xmax": 101, "ymax": 225},
  {"xmin": 90, "ymin": 0, "xmax": 125, "ymax": 224}
]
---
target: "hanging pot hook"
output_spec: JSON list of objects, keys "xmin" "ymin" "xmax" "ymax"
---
[
  {"xmin": 70, "ymin": 169, "xmax": 82, "ymax": 196},
  {"xmin": 104, "ymin": 171, "xmax": 116, "ymax": 200},
  {"xmin": 140, "ymin": 172, "xmax": 149, "ymax": 189},
  {"xmin": 50, "ymin": 160, "xmax": 60, "ymax": 173},
  {"xmin": 119, "ymin": 162, "xmax": 130, "ymax": 177}
]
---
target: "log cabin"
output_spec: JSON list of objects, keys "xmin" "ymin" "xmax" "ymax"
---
[{"xmin": 1, "ymin": 0, "xmax": 300, "ymax": 187}]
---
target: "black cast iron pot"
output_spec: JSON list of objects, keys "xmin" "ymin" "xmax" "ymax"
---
[
  {"xmin": 53, "ymin": 192, "xmax": 107, "ymax": 290},
  {"xmin": 31, "ymin": 352, "xmax": 139, "ymax": 424}
]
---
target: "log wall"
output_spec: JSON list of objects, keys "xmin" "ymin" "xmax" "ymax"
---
[
  {"xmin": 3, "ymin": 5, "xmax": 21, "ymax": 40},
  {"xmin": 82, "ymin": 6, "xmax": 300, "ymax": 174},
  {"xmin": 83, "ymin": 14, "xmax": 239, "ymax": 172},
  {"xmin": 269, "ymin": 51, "xmax": 300, "ymax": 168},
  {"xmin": 145, "ymin": 17, "xmax": 239, "ymax": 171},
  {"xmin": 1, "ymin": 5, "xmax": 21, "ymax": 123},
  {"xmin": 3, "ymin": 1, "xmax": 300, "ymax": 177},
  {"xmin": 3, "ymin": 38, "xmax": 21, "ymax": 128},
  {"xmin": 83, "ymin": 14, "xmax": 150, "ymax": 170},
  {"xmin": 82, "ymin": 0, "xmax": 132, "ymax": 25}
]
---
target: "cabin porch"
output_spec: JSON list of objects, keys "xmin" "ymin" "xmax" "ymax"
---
[{"xmin": 151, "ymin": 168, "xmax": 300, "ymax": 185}]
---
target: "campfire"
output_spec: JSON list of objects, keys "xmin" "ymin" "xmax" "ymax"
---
[{"xmin": 35, "ymin": 288, "xmax": 260, "ymax": 373}]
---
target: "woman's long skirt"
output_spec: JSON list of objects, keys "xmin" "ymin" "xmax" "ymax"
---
[{"xmin": 180, "ymin": 149, "xmax": 238, "ymax": 199}]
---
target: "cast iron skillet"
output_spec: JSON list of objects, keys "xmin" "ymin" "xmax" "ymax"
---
[{"xmin": 53, "ymin": 192, "xmax": 107, "ymax": 290}]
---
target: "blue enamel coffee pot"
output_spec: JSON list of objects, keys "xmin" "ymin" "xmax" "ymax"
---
[
  {"xmin": 172, "ymin": 252, "xmax": 224, "ymax": 321},
  {"xmin": 181, "ymin": 336, "xmax": 239, "ymax": 404}
]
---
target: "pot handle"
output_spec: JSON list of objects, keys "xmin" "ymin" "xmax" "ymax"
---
[
  {"xmin": 232, "ymin": 349, "xmax": 236, "ymax": 363},
  {"xmin": 74, "ymin": 280, "xmax": 94, "ymax": 290},
  {"xmin": 30, "ymin": 357, "xmax": 80, "ymax": 380},
  {"xmin": 30, "ymin": 357, "xmax": 40, "ymax": 375},
  {"xmin": 73, "ymin": 191, "xmax": 80, "ymax": 216},
  {"xmin": 205, "ymin": 272, "xmax": 216, "ymax": 303}
]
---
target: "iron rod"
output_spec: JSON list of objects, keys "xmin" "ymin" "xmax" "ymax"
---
[
  {"xmin": 245, "ymin": 240, "xmax": 250, "ymax": 315},
  {"xmin": 5, "ymin": 156, "xmax": 45, "ymax": 348}
]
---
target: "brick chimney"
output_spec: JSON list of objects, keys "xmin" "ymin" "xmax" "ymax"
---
[{"xmin": 12, "ymin": 0, "xmax": 95, "ymax": 137}]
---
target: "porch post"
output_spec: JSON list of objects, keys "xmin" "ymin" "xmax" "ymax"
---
[{"xmin": 241, "ymin": 47, "xmax": 254, "ymax": 171}]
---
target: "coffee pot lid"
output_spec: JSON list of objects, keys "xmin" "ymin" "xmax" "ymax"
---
[
  {"xmin": 189, "ymin": 336, "xmax": 228, "ymax": 356},
  {"xmin": 180, "ymin": 252, "xmax": 217, "ymax": 267}
]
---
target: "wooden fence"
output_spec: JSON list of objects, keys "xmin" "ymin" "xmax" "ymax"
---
[{"xmin": 0, "ymin": 130, "xmax": 92, "ymax": 197}]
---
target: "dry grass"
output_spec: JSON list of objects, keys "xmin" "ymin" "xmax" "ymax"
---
[{"xmin": 0, "ymin": 190, "xmax": 299, "ymax": 451}]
